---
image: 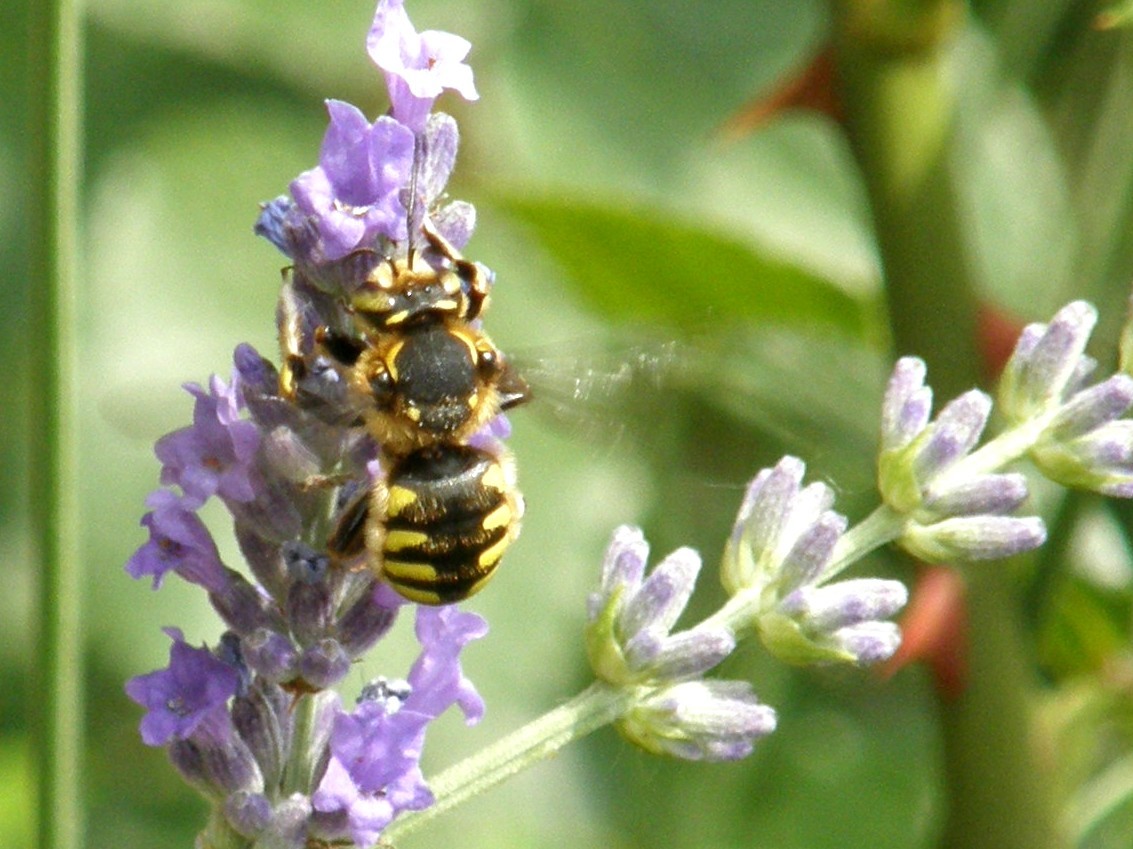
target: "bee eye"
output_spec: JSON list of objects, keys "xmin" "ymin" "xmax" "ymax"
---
[
  {"xmin": 369, "ymin": 368, "xmax": 395, "ymax": 404},
  {"xmin": 478, "ymin": 348, "xmax": 499, "ymax": 377}
]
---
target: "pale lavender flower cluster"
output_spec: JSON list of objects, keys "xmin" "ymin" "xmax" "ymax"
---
[
  {"xmin": 722, "ymin": 457, "xmax": 908, "ymax": 666},
  {"xmin": 999, "ymin": 301, "xmax": 1133, "ymax": 496},
  {"xmin": 125, "ymin": 2, "xmax": 493, "ymax": 846},
  {"xmin": 879, "ymin": 358, "xmax": 1047, "ymax": 562},
  {"xmin": 586, "ymin": 527, "xmax": 777, "ymax": 760}
]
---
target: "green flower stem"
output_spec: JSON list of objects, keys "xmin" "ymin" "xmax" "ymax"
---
[
  {"xmin": 819, "ymin": 503, "xmax": 905, "ymax": 584},
  {"xmin": 382, "ymin": 681, "xmax": 634, "ymax": 843},
  {"xmin": 283, "ymin": 691, "xmax": 334, "ymax": 796},
  {"xmin": 28, "ymin": 0, "xmax": 83, "ymax": 848},
  {"xmin": 831, "ymin": 2, "xmax": 1063, "ymax": 847}
]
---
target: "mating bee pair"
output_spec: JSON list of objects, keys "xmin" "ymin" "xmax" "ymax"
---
[{"xmin": 278, "ymin": 222, "xmax": 529, "ymax": 605}]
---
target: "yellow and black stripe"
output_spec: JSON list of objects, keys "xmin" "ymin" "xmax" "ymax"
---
[{"xmin": 375, "ymin": 443, "xmax": 519, "ymax": 605}]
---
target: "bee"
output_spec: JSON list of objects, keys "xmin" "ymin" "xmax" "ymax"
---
[{"xmin": 278, "ymin": 220, "xmax": 530, "ymax": 605}]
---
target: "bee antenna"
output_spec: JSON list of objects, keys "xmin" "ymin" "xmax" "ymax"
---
[{"xmin": 405, "ymin": 132, "xmax": 426, "ymax": 260}]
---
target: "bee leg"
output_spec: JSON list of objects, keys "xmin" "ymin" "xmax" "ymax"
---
[
  {"xmin": 327, "ymin": 484, "xmax": 371, "ymax": 560},
  {"xmin": 277, "ymin": 276, "xmax": 307, "ymax": 401},
  {"xmin": 422, "ymin": 217, "xmax": 491, "ymax": 320},
  {"xmin": 296, "ymin": 472, "xmax": 358, "ymax": 493}
]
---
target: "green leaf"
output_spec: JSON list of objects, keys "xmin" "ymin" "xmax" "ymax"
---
[{"xmin": 485, "ymin": 192, "xmax": 879, "ymax": 338}]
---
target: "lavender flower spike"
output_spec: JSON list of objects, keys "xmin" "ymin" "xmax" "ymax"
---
[
  {"xmin": 584, "ymin": 527, "xmax": 779, "ymax": 761},
  {"xmin": 871, "ymin": 354, "xmax": 1051, "ymax": 561}
]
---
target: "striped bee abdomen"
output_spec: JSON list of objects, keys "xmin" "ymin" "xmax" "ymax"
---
[{"xmin": 375, "ymin": 443, "xmax": 520, "ymax": 605}]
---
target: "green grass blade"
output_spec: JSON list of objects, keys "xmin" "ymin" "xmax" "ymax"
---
[{"xmin": 28, "ymin": 0, "xmax": 84, "ymax": 846}]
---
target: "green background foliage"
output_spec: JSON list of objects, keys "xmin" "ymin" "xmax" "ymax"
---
[{"xmin": 6, "ymin": 1, "xmax": 1133, "ymax": 847}]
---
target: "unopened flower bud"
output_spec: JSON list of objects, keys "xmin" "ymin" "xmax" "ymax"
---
[
  {"xmin": 901, "ymin": 515, "xmax": 1047, "ymax": 562},
  {"xmin": 619, "ymin": 680, "xmax": 776, "ymax": 762}
]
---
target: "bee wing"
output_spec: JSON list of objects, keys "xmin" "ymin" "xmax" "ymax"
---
[{"xmin": 510, "ymin": 335, "xmax": 689, "ymax": 448}]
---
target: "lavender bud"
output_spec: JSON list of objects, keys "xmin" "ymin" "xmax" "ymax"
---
[
  {"xmin": 174, "ymin": 714, "xmax": 263, "ymax": 797},
  {"xmin": 828, "ymin": 621, "xmax": 903, "ymax": 665},
  {"xmin": 337, "ymin": 580, "xmax": 400, "ymax": 657},
  {"xmin": 168, "ymin": 738, "xmax": 216, "ymax": 799},
  {"xmin": 1046, "ymin": 374, "xmax": 1133, "ymax": 442},
  {"xmin": 299, "ymin": 640, "xmax": 352, "ymax": 689},
  {"xmin": 910, "ymin": 391, "xmax": 991, "ymax": 483},
  {"xmin": 234, "ymin": 525, "xmax": 287, "ymax": 600},
  {"xmin": 880, "ymin": 357, "xmax": 932, "ymax": 452},
  {"xmin": 261, "ymin": 426, "xmax": 324, "ymax": 485},
  {"xmin": 1033, "ymin": 421, "xmax": 1133, "ymax": 497},
  {"xmin": 619, "ymin": 680, "xmax": 777, "ymax": 762},
  {"xmin": 253, "ymin": 196, "xmax": 294, "ymax": 256},
  {"xmin": 778, "ymin": 511, "xmax": 847, "ymax": 594},
  {"xmin": 232, "ymin": 343, "xmax": 279, "ymax": 399},
  {"xmin": 902, "ymin": 515, "xmax": 1047, "ymax": 562},
  {"xmin": 231, "ymin": 685, "xmax": 288, "ymax": 791},
  {"xmin": 224, "ymin": 790, "xmax": 273, "ymax": 838},
  {"xmin": 284, "ymin": 541, "xmax": 334, "ymax": 644},
  {"xmin": 242, "ymin": 628, "xmax": 298, "ymax": 683},
  {"xmin": 620, "ymin": 547, "xmax": 699, "ymax": 639},
  {"xmin": 999, "ymin": 301, "xmax": 1098, "ymax": 421},
  {"xmin": 227, "ymin": 481, "xmax": 304, "ymax": 544},
  {"xmin": 210, "ymin": 570, "xmax": 277, "ymax": 635},
  {"xmin": 779, "ymin": 579, "xmax": 908, "ymax": 633},
  {"xmin": 642, "ymin": 627, "xmax": 736, "ymax": 681},
  {"xmin": 590, "ymin": 525, "xmax": 648, "ymax": 619},
  {"xmin": 923, "ymin": 473, "xmax": 1029, "ymax": 517}
]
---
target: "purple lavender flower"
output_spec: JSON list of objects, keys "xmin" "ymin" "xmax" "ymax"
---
[
  {"xmin": 290, "ymin": 100, "xmax": 416, "ymax": 261},
  {"xmin": 126, "ymin": 628, "xmax": 241, "ymax": 746},
  {"xmin": 155, "ymin": 374, "xmax": 262, "ymax": 504},
  {"xmin": 367, "ymin": 0, "xmax": 479, "ymax": 133},
  {"xmin": 405, "ymin": 604, "xmax": 489, "ymax": 722},
  {"xmin": 312, "ymin": 606, "xmax": 487, "ymax": 843},
  {"xmin": 125, "ymin": 488, "xmax": 227, "ymax": 592}
]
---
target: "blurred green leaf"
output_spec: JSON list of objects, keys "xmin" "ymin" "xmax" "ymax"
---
[
  {"xmin": 1038, "ymin": 575, "xmax": 1133, "ymax": 678},
  {"xmin": 486, "ymin": 192, "xmax": 880, "ymax": 337}
]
